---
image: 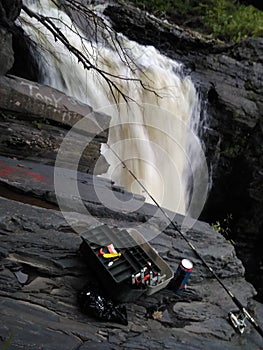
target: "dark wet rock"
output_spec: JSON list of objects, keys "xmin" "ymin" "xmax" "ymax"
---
[
  {"xmin": 0, "ymin": 157, "xmax": 262, "ymax": 349},
  {"xmin": 0, "ymin": 111, "xmax": 108, "ymax": 174},
  {"xmin": 0, "ymin": 75, "xmax": 111, "ymax": 175},
  {"xmin": 9, "ymin": 25, "xmax": 41, "ymax": 81},
  {"xmin": 0, "ymin": 0, "xmax": 22, "ymax": 76},
  {"xmin": 0, "ymin": 0, "xmax": 22, "ymax": 26},
  {"xmin": 0, "ymin": 27, "xmax": 14, "ymax": 76}
]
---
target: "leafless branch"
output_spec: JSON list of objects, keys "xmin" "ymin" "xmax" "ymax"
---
[{"xmin": 21, "ymin": 1, "xmax": 160, "ymax": 104}]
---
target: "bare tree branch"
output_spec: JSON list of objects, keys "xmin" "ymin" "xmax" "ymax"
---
[{"xmin": 21, "ymin": 1, "xmax": 160, "ymax": 104}]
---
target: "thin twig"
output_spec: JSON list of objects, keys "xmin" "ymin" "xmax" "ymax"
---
[{"xmin": 21, "ymin": 1, "xmax": 160, "ymax": 103}]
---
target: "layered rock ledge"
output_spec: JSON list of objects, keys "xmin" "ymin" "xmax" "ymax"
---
[{"xmin": 0, "ymin": 155, "xmax": 262, "ymax": 349}]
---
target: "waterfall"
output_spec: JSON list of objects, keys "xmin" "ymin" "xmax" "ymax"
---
[{"xmin": 18, "ymin": 0, "xmax": 208, "ymax": 216}]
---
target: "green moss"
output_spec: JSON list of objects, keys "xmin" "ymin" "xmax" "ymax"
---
[
  {"xmin": 232, "ymin": 111, "xmax": 242, "ymax": 120},
  {"xmin": 32, "ymin": 120, "xmax": 42, "ymax": 129},
  {"xmin": 32, "ymin": 118, "xmax": 50, "ymax": 130}
]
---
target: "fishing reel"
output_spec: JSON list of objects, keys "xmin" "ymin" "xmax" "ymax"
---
[{"xmin": 228, "ymin": 310, "xmax": 247, "ymax": 334}]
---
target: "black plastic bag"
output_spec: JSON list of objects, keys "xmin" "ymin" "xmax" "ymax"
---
[{"xmin": 78, "ymin": 282, "xmax": 128, "ymax": 326}]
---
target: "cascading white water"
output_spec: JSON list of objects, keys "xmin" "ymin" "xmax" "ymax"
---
[{"xmin": 18, "ymin": 0, "xmax": 205, "ymax": 215}]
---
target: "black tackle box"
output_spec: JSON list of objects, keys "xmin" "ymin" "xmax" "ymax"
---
[{"xmin": 79, "ymin": 224, "xmax": 173, "ymax": 302}]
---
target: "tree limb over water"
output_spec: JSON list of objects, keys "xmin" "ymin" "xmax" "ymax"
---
[{"xmin": 20, "ymin": 0, "xmax": 159, "ymax": 104}]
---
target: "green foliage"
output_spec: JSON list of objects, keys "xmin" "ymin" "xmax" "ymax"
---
[
  {"xmin": 211, "ymin": 220, "xmax": 224, "ymax": 233},
  {"xmin": 201, "ymin": 0, "xmax": 263, "ymax": 41},
  {"xmin": 130, "ymin": 0, "xmax": 263, "ymax": 42},
  {"xmin": 212, "ymin": 214, "xmax": 234, "ymax": 243}
]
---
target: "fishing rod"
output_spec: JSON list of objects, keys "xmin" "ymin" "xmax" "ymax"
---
[{"xmin": 106, "ymin": 144, "xmax": 263, "ymax": 338}]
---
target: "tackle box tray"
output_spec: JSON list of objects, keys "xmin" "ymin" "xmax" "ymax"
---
[{"xmin": 80, "ymin": 224, "xmax": 174, "ymax": 302}]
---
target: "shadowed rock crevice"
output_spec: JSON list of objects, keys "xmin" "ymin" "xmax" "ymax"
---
[{"xmin": 9, "ymin": 26, "xmax": 40, "ymax": 81}]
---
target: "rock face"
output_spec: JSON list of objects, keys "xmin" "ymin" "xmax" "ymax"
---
[
  {"xmin": 0, "ymin": 0, "xmax": 22, "ymax": 25},
  {"xmin": 0, "ymin": 110, "xmax": 108, "ymax": 174},
  {"xmin": 0, "ymin": 27, "xmax": 14, "ymax": 75},
  {"xmin": 0, "ymin": 75, "xmax": 110, "ymax": 135},
  {"xmin": 0, "ymin": 156, "xmax": 262, "ymax": 349},
  {"xmin": 103, "ymin": 0, "xmax": 263, "ymax": 302},
  {"xmin": 0, "ymin": 0, "xmax": 22, "ymax": 75},
  {"xmin": 0, "ymin": 75, "xmax": 111, "ymax": 174}
]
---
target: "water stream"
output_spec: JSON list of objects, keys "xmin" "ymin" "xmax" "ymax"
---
[{"xmin": 18, "ymin": 0, "xmax": 208, "ymax": 216}]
